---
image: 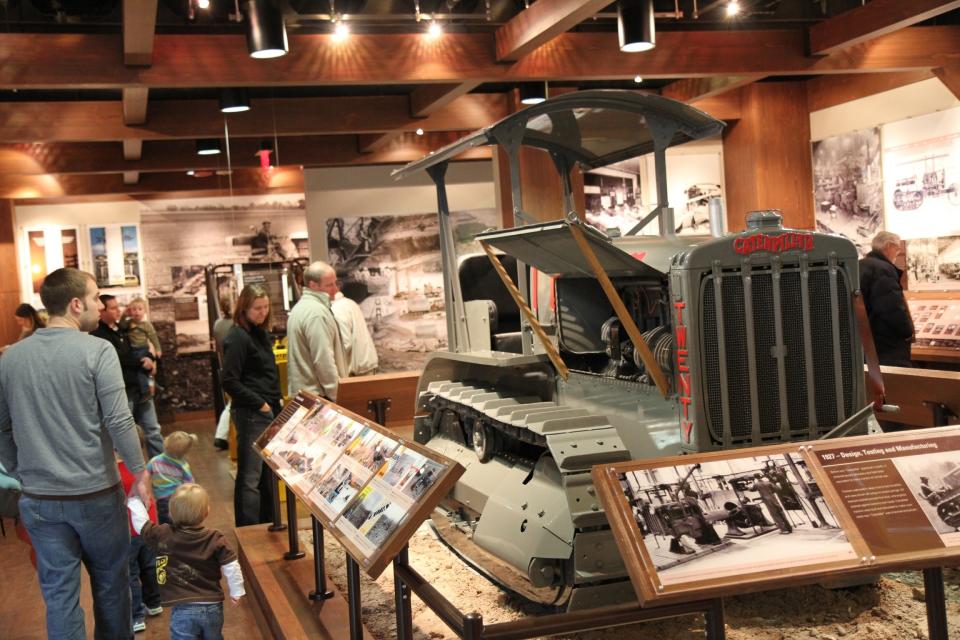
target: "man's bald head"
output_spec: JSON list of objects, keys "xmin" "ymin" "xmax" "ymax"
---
[{"xmin": 304, "ymin": 261, "xmax": 339, "ymax": 297}]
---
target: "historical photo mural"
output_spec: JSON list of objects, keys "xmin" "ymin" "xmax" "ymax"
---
[
  {"xmin": 812, "ymin": 127, "xmax": 883, "ymax": 256},
  {"xmin": 325, "ymin": 208, "xmax": 499, "ymax": 372}
]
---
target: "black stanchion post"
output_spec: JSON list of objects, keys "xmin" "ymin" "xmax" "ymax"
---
[
  {"xmin": 308, "ymin": 516, "xmax": 335, "ymax": 601},
  {"xmin": 347, "ymin": 556, "xmax": 364, "ymax": 640},
  {"xmin": 705, "ymin": 598, "xmax": 726, "ymax": 640},
  {"xmin": 923, "ymin": 567, "xmax": 948, "ymax": 640},
  {"xmin": 268, "ymin": 471, "xmax": 287, "ymax": 532},
  {"xmin": 283, "ymin": 485, "xmax": 305, "ymax": 560},
  {"xmin": 393, "ymin": 546, "xmax": 413, "ymax": 640},
  {"xmin": 463, "ymin": 612, "xmax": 483, "ymax": 640}
]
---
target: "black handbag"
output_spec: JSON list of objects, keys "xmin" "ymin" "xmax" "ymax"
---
[{"xmin": 0, "ymin": 488, "xmax": 21, "ymax": 519}]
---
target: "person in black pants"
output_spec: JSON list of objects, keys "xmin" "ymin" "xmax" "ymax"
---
[{"xmin": 221, "ymin": 284, "xmax": 282, "ymax": 527}]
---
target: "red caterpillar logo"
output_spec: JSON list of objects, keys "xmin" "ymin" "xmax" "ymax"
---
[
  {"xmin": 733, "ymin": 232, "xmax": 813, "ymax": 255},
  {"xmin": 674, "ymin": 301, "xmax": 693, "ymax": 444}
]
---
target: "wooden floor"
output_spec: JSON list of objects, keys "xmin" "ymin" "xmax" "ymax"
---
[{"xmin": 0, "ymin": 415, "xmax": 269, "ymax": 640}]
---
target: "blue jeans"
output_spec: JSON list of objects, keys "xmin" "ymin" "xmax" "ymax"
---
[
  {"xmin": 129, "ymin": 535, "xmax": 161, "ymax": 625},
  {"xmin": 128, "ymin": 394, "xmax": 164, "ymax": 458},
  {"xmin": 20, "ymin": 486, "xmax": 131, "ymax": 640},
  {"xmin": 131, "ymin": 346, "xmax": 155, "ymax": 399},
  {"xmin": 170, "ymin": 602, "xmax": 224, "ymax": 640},
  {"xmin": 233, "ymin": 406, "xmax": 276, "ymax": 527}
]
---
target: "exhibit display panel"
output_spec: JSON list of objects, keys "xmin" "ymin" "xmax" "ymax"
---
[
  {"xmin": 255, "ymin": 391, "xmax": 463, "ymax": 578},
  {"xmin": 593, "ymin": 426, "xmax": 960, "ymax": 606}
]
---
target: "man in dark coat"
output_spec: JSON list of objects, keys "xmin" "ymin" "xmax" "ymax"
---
[{"xmin": 860, "ymin": 231, "xmax": 914, "ymax": 367}]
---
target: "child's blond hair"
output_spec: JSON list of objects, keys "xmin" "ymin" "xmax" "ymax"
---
[
  {"xmin": 169, "ymin": 483, "xmax": 209, "ymax": 527},
  {"xmin": 127, "ymin": 297, "xmax": 148, "ymax": 312},
  {"xmin": 163, "ymin": 431, "xmax": 198, "ymax": 459}
]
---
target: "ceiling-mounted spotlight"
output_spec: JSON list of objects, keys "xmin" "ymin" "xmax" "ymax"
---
[
  {"xmin": 415, "ymin": 128, "xmax": 425, "ymax": 136},
  {"xmin": 196, "ymin": 0, "xmax": 210, "ymax": 8},
  {"xmin": 633, "ymin": 75, "xmax": 643, "ymax": 84},
  {"xmin": 244, "ymin": 0, "xmax": 289, "ymax": 59},
  {"xmin": 196, "ymin": 139, "xmax": 222, "ymax": 156},
  {"xmin": 725, "ymin": 0, "xmax": 740, "ymax": 16},
  {"xmin": 219, "ymin": 88, "xmax": 251, "ymax": 113},
  {"xmin": 332, "ymin": 20, "xmax": 350, "ymax": 42},
  {"xmin": 519, "ymin": 82, "xmax": 547, "ymax": 106},
  {"xmin": 186, "ymin": 170, "xmax": 196, "ymax": 176},
  {"xmin": 427, "ymin": 20, "xmax": 443, "ymax": 38},
  {"xmin": 617, "ymin": 0, "xmax": 655, "ymax": 53}
]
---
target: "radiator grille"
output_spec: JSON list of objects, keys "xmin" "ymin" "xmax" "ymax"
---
[{"xmin": 700, "ymin": 265, "xmax": 855, "ymax": 446}]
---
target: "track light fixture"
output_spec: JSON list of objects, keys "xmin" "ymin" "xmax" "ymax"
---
[
  {"xmin": 725, "ymin": 0, "xmax": 740, "ymax": 16},
  {"xmin": 197, "ymin": 0, "xmax": 210, "ymax": 9},
  {"xmin": 617, "ymin": 0, "xmax": 656, "ymax": 53},
  {"xmin": 519, "ymin": 82, "xmax": 547, "ymax": 106},
  {"xmin": 196, "ymin": 139, "xmax": 222, "ymax": 156},
  {"xmin": 219, "ymin": 88, "xmax": 251, "ymax": 113},
  {"xmin": 244, "ymin": 0, "xmax": 289, "ymax": 59},
  {"xmin": 427, "ymin": 20, "xmax": 443, "ymax": 38},
  {"xmin": 634, "ymin": 75, "xmax": 643, "ymax": 84}
]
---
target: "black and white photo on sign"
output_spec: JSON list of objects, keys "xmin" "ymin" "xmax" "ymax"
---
[
  {"xmin": 905, "ymin": 236, "xmax": 960, "ymax": 291},
  {"xmin": 620, "ymin": 453, "xmax": 856, "ymax": 585},
  {"xmin": 812, "ymin": 127, "xmax": 883, "ymax": 256},
  {"xmin": 881, "ymin": 106, "xmax": 960, "ymax": 239},
  {"xmin": 891, "ymin": 452, "xmax": 960, "ymax": 544},
  {"xmin": 325, "ymin": 208, "xmax": 499, "ymax": 372},
  {"xmin": 343, "ymin": 427, "xmax": 398, "ymax": 472}
]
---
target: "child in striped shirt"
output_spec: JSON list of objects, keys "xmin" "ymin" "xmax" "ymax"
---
[{"xmin": 147, "ymin": 431, "xmax": 198, "ymax": 524}]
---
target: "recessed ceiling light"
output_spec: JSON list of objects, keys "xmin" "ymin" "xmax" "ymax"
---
[
  {"xmin": 415, "ymin": 128, "xmax": 425, "ymax": 136},
  {"xmin": 634, "ymin": 75, "xmax": 643, "ymax": 84},
  {"xmin": 196, "ymin": 139, "xmax": 222, "ymax": 156}
]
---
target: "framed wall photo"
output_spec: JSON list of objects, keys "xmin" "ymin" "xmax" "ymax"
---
[
  {"xmin": 89, "ymin": 223, "xmax": 144, "ymax": 288},
  {"xmin": 255, "ymin": 391, "xmax": 464, "ymax": 578}
]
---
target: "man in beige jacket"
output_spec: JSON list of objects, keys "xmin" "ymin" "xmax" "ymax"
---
[{"xmin": 287, "ymin": 261, "xmax": 347, "ymax": 400}]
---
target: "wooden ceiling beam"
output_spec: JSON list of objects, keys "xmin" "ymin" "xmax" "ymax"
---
[
  {"xmin": 806, "ymin": 70, "xmax": 937, "ymax": 112},
  {"xmin": 933, "ymin": 63, "xmax": 960, "ymax": 101},
  {"xmin": 0, "ymin": 167, "xmax": 306, "ymax": 200},
  {"xmin": 122, "ymin": 0, "xmax": 159, "ymax": 66},
  {"xmin": 686, "ymin": 90, "xmax": 742, "ymax": 122},
  {"xmin": 0, "ymin": 94, "xmax": 508, "ymax": 143},
  {"xmin": 809, "ymin": 0, "xmax": 960, "ymax": 56},
  {"xmin": 0, "ymin": 132, "xmax": 487, "ymax": 176},
  {"xmin": 122, "ymin": 87, "xmax": 150, "ymax": 125},
  {"xmin": 0, "ymin": 28, "xmax": 958, "ymax": 88},
  {"xmin": 495, "ymin": 0, "xmax": 612, "ymax": 62},
  {"xmin": 359, "ymin": 82, "xmax": 483, "ymax": 153},
  {"xmin": 660, "ymin": 75, "xmax": 763, "ymax": 104}
]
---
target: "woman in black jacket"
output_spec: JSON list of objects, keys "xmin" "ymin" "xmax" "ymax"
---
[{"xmin": 222, "ymin": 284, "xmax": 282, "ymax": 526}]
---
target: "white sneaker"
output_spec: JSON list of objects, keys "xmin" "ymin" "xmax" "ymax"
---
[
  {"xmin": 146, "ymin": 605, "xmax": 163, "ymax": 616},
  {"xmin": 133, "ymin": 620, "xmax": 146, "ymax": 633}
]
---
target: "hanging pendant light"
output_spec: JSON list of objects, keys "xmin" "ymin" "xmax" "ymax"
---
[
  {"xmin": 618, "ymin": 0, "xmax": 656, "ymax": 53},
  {"xmin": 219, "ymin": 88, "xmax": 251, "ymax": 113},
  {"xmin": 519, "ymin": 82, "xmax": 547, "ymax": 105},
  {"xmin": 196, "ymin": 139, "xmax": 222, "ymax": 156},
  {"xmin": 244, "ymin": 0, "xmax": 289, "ymax": 59}
]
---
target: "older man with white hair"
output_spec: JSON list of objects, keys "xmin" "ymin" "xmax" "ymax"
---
[
  {"xmin": 287, "ymin": 261, "xmax": 348, "ymax": 400},
  {"xmin": 860, "ymin": 231, "xmax": 914, "ymax": 367}
]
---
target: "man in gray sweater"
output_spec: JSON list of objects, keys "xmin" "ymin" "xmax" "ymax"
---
[{"xmin": 0, "ymin": 267, "xmax": 151, "ymax": 639}]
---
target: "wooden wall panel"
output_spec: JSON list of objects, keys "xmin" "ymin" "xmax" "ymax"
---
[
  {"xmin": 722, "ymin": 82, "xmax": 815, "ymax": 232},
  {"xmin": 0, "ymin": 200, "xmax": 21, "ymax": 346}
]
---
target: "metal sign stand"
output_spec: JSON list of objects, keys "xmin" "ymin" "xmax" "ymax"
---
[
  {"xmin": 283, "ymin": 484, "xmax": 305, "ymax": 561},
  {"xmin": 391, "ymin": 551, "xmax": 726, "ymax": 639},
  {"xmin": 267, "ymin": 472, "xmax": 287, "ymax": 532},
  {"xmin": 308, "ymin": 516, "xmax": 335, "ymax": 602},
  {"xmin": 924, "ymin": 567, "xmax": 949, "ymax": 640},
  {"xmin": 347, "ymin": 556, "xmax": 364, "ymax": 639}
]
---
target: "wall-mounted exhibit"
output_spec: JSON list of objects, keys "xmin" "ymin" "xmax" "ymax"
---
[{"xmin": 325, "ymin": 208, "xmax": 499, "ymax": 372}]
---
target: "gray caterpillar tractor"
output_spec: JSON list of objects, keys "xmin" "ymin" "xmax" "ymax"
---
[{"xmin": 393, "ymin": 90, "xmax": 867, "ymax": 610}]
